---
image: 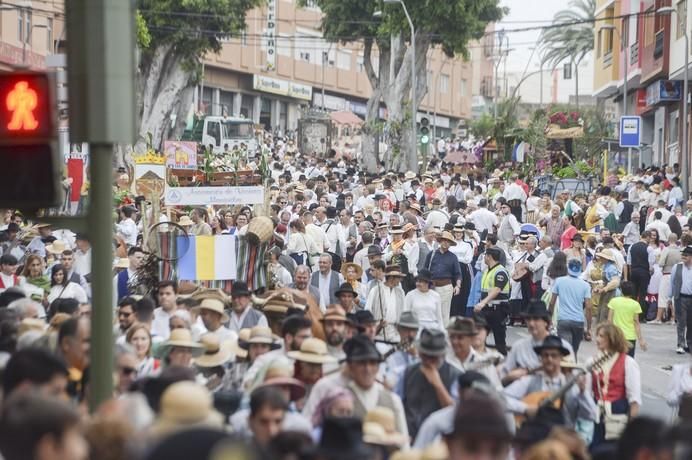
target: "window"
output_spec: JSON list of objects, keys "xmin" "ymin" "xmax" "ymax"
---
[
  {"xmin": 240, "ymin": 29, "xmax": 248, "ymax": 45},
  {"xmin": 17, "ymin": 10, "xmax": 23, "ymax": 43},
  {"xmin": 357, "ymin": 54, "xmax": 365, "ymax": 72},
  {"xmin": 25, "ymin": 11, "xmax": 31, "ymax": 45},
  {"xmin": 46, "ymin": 18, "xmax": 53, "ymax": 51},
  {"xmin": 277, "ymin": 34, "xmax": 291, "ymax": 56},
  {"xmin": 460, "ymin": 78, "xmax": 467, "ymax": 97},
  {"xmin": 439, "ymin": 74, "xmax": 449, "ymax": 93},
  {"xmin": 337, "ymin": 50, "xmax": 351, "ymax": 70},
  {"xmin": 294, "ymin": 32, "xmax": 322, "ymax": 65},
  {"xmin": 644, "ymin": 7, "xmax": 655, "ymax": 46},
  {"xmin": 321, "ymin": 48, "xmax": 335, "ymax": 67},
  {"xmin": 603, "ymin": 7, "xmax": 615, "ymax": 55},
  {"xmin": 670, "ymin": 110, "xmax": 679, "ymax": 145},
  {"xmin": 678, "ymin": 0, "xmax": 687, "ymax": 40}
]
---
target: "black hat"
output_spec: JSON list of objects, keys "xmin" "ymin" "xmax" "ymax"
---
[
  {"xmin": 318, "ymin": 417, "xmax": 373, "ymax": 460},
  {"xmin": 533, "ymin": 335, "xmax": 570, "ymax": 356},
  {"xmin": 523, "ymin": 300, "xmax": 551, "ymax": 321},
  {"xmin": 5, "ymin": 223, "xmax": 19, "ymax": 233},
  {"xmin": 683, "ymin": 246, "xmax": 692, "ymax": 256},
  {"xmin": 416, "ymin": 269, "xmax": 433, "ymax": 282},
  {"xmin": 231, "ymin": 281, "xmax": 251, "ymax": 297},
  {"xmin": 367, "ymin": 245, "xmax": 383, "ymax": 257},
  {"xmin": 343, "ymin": 335, "xmax": 382, "ymax": 362},
  {"xmin": 353, "ymin": 310, "xmax": 377, "ymax": 326},
  {"xmin": 416, "ymin": 328, "xmax": 447, "ymax": 356},
  {"xmin": 447, "ymin": 317, "xmax": 479, "ymax": 336},
  {"xmin": 464, "ymin": 222, "xmax": 476, "ymax": 231},
  {"xmin": 335, "ymin": 282, "xmax": 357, "ymax": 297},
  {"xmin": 485, "ymin": 247, "xmax": 502, "ymax": 261}
]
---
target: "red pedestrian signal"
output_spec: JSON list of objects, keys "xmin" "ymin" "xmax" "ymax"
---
[
  {"xmin": 0, "ymin": 71, "xmax": 59, "ymax": 209},
  {"xmin": 0, "ymin": 72, "xmax": 53, "ymax": 140}
]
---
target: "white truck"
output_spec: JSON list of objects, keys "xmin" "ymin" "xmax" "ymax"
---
[{"xmin": 181, "ymin": 116, "xmax": 259, "ymax": 157}]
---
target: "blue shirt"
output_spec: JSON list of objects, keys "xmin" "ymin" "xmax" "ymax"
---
[
  {"xmin": 424, "ymin": 249, "xmax": 462, "ymax": 283},
  {"xmin": 552, "ymin": 275, "xmax": 591, "ymax": 322}
]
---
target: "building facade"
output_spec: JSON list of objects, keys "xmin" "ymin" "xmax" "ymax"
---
[{"xmin": 0, "ymin": 1, "xmax": 63, "ymax": 71}]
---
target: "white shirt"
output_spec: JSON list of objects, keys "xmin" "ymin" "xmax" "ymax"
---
[
  {"xmin": 449, "ymin": 239, "xmax": 474, "ymax": 264},
  {"xmin": 425, "ymin": 209, "xmax": 449, "ymax": 230},
  {"xmin": 207, "ymin": 325, "xmax": 237, "ymax": 343},
  {"xmin": 73, "ymin": 248, "xmax": 91, "ymax": 276},
  {"xmin": 115, "ymin": 218, "xmax": 138, "ymax": 247},
  {"xmin": 467, "ymin": 208, "xmax": 498, "ymax": 234},
  {"xmin": 47, "ymin": 282, "xmax": 87, "ymax": 304},
  {"xmin": 645, "ymin": 220, "xmax": 672, "ymax": 241},
  {"xmin": 503, "ymin": 183, "xmax": 528, "ymax": 202},
  {"xmin": 318, "ymin": 272, "xmax": 332, "ymax": 310},
  {"xmin": 0, "ymin": 272, "xmax": 24, "ymax": 293},
  {"xmin": 151, "ymin": 307, "xmax": 174, "ymax": 340},
  {"xmin": 404, "ymin": 289, "xmax": 444, "ymax": 329}
]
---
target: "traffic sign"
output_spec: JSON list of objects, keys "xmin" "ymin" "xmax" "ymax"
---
[{"xmin": 619, "ymin": 115, "xmax": 641, "ymax": 148}]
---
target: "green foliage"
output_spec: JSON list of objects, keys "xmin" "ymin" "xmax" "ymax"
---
[
  {"xmin": 471, "ymin": 113, "xmax": 494, "ymax": 140},
  {"xmin": 540, "ymin": 0, "xmax": 594, "ymax": 68},
  {"xmin": 524, "ymin": 109, "xmax": 548, "ymax": 155},
  {"xmin": 137, "ymin": 0, "xmax": 264, "ymax": 67},
  {"xmin": 493, "ymin": 96, "xmax": 520, "ymax": 159},
  {"xmin": 304, "ymin": 0, "xmax": 505, "ymax": 60},
  {"xmin": 554, "ymin": 160, "xmax": 596, "ymax": 178}
]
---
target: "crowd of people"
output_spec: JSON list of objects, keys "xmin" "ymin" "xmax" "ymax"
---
[{"xmin": 0, "ymin": 147, "xmax": 691, "ymax": 460}]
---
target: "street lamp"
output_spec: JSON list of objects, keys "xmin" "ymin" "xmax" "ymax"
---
[
  {"xmin": 657, "ymin": 6, "xmax": 689, "ymax": 198},
  {"xmin": 376, "ymin": 0, "xmax": 416, "ymax": 169},
  {"xmin": 601, "ymin": 22, "xmax": 632, "ymax": 174}
]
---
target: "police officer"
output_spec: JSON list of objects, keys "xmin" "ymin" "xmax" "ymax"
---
[{"xmin": 473, "ymin": 247, "xmax": 510, "ymax": 355}]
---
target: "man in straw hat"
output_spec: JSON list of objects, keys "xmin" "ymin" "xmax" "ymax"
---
[
  {"xmin": 365, "ymin": 265, "xmax": 406, "ymax": 343},
  {"xmin": 288, "ymin": 337, "xmax": 337, "ymax": 400},
  {"xmin": 193, "ymin": 297, "xmax": 235, "ymax": 342},
  {"xmin": 503, "ymin": 335, "xmax": 597, "ymax": 427},
  {"xmin": 320, "ymin": 305, "xmax": 349, "ymax": 370},
  {"xmin": 157, "ymin": 328, "xmax": 205, "ymax": 368},
  {"xmin": 422, "ymin": 231, "xmax": 462, "ymax": 326},
  {"xmin": 399, "ymin": 329, "xmax": 459, "ymax": 439},
  {"xmin": 229, "ymin": 281, "xmax": 268, "ymax": 334},
  {"xmin": 383, "ymin": 311, "xmax": 420, "ymax": 388}
]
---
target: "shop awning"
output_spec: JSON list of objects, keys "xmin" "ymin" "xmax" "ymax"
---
[{"xmin": 330, "ymin": 110, "xmax": 364, "ymax": 126}]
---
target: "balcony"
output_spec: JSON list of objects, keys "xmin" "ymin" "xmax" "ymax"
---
[
  {"xmin": 629, "ymin": 41, "xmax": 639, "ymax": 66},
  {"xmin": 654, "ymin": 30, "xmax": 665, "ymax": 59},
  {"xmin": 603, "ymin": 51, "xmax": 613, "ymax": 68}
]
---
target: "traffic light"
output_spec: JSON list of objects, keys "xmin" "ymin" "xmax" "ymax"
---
[
  {"xmin": 420, "ymin": 117, "xmax": 430, "ymax": 145},
  {"xmin": 0, "ymin": 71, "xmax": 60, "ymax": 209}
]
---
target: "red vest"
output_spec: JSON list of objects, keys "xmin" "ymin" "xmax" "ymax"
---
[
  {"xmin": 0, "ymin": 274, "xmax": 19, "ymax": 290},
  {"xmin": 592, "ymin": 352, "xmax": 627, "ymax": 402}
]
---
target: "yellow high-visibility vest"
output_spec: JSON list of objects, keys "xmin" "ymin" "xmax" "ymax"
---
[{"xmin": 480, "ymin": 263, "xmax": 510, "ymax": 303}]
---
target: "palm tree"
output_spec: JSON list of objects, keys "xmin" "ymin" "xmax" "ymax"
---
[{"xmin": 539, "ymin": 0, "xmax": 596, "ymax": 109}]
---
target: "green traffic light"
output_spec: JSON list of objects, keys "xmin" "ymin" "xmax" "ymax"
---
[{"xmin": 421, "ymin": 135, "xmax": 429, "ymax": 144}]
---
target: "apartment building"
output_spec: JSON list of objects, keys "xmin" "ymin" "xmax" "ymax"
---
[
  {"xmin": 0, "ymin": 1, "xmax": 63, "ymax": 70},
  {"xmin": 199, "ymin": 1, "xmax": 495, "ymax": 137}
]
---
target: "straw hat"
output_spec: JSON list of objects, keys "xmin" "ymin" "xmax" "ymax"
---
[
  {"xmin": 114, "ymin": 258, "xmax": 129, "ymax": 269},
  {"xmin": 596, "ymin": 248, "xmax": 617, "ymax": 263},
  {"xmin": 32, "ymin": 223, "xmax": 52, "ymax": 229},
  {"xmin": 193, "ymin": 333, "xmax": 234, "ymax": 368},
  {"xmin": 239, "ymin": 326, "xmax": 281, "ymax": 351},
  {"xmin": 151, "ymin": 381, "xmax": 224, "ymax": 436},
  {"xmin": 258, "ymin": 361, "xmax": 306, "ymax": 401},
  {"xmin": 409, "ymin": 203, "xmax": 422, "ymax": 214},
  {"xmin": 321, "ymin": 305, "xmax": 348, "ymax": 323},
  {"xmin": 363, "ymin": 407, "xmax": 409, "ymax": 447},
  {"xmin": 247, "ymin": 216, "xmax": 274, "ymax": 244},
  {"xmin": 404, "ymin": 171, "xmax": 417, "ymax": 180},
  {"xmin": 192, "ymin": 298, "xmax": 229, "ymax": 323},
  {"xmin": 341, "ymin": 262, "xmax": 363, "ymax": 280},
  {"xmin": 650, "ymin": 184, "xmax": 662, "ymax": 194},
  {"xmin": 384, "ymin": 265, "xmax": 405, "ymax": 278},
  {"xmin": 18, "ymin": 318, "xmax": 46, "ymax": 336},
  {"xmin": 178, "ymin": 215, "xmax": 193, "ymax": 227},
  {"xmin": 287, "ymin": 338, "xmax": 337, "ymax": 364},
  {"xmin": 421, "ymin": 441, "xmax": 449, "ymax": 460},
  {"xmin": 157, "ymin": 329, "xmax": 205, "ymax": 359},
  {"xmin": 45, "ymin": 240, "xmax": 68, "ymax": 255},
  {"xmin": 402, "ymin": 222, "xmax": 417, "ymax": 234},
  {"xmin": 229, "ymin": 328, "xmax": 251, "ymax": 359},
  {"xmin": 437, "ymin": 231, "xmax": 457, "ymax": 245},
  {"xmin": 389, "ymin": 225, "xmax": 405, "ymax": 235}
]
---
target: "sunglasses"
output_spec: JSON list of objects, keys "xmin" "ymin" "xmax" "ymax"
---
[{"xmin": 120, "ymin": 366, "xmax": 137, "ymax": 376}]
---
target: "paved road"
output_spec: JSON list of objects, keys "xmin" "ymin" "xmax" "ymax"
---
[{"xmin": 504, "ymin": 322, "xmax": 690, "ymax": 422}]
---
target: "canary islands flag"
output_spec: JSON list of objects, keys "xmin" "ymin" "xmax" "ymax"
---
[{"xmin": 177, "ymin": 235, "xmax": 237, "ymax": 281}]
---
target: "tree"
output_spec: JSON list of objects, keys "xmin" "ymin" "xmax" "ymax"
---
[
  {"xmin": 539, "ymin": 0, "xmax": 595, "ymax": 109},
  {"xmin": 133, "ymin": 0, "xmax": 263, "ymax": 157},
  {"xmin": 304, "ymin": 0, "xmax": 504, "ymax": 172}
]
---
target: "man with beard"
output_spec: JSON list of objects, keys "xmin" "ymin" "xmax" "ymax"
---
[
  {"xmin": 289, "ymin": 265, "xmax": 320, "ymax": 304},
  {"xmin": 114, "ymin": 297, "xmax": 136, "ymax": 341},
  {"xmin": 319, "ymin": 305, "xmax": 348, "ymax": 372},
  {"xmin": 242, "ymin": 315, "xmax": 313, "ymax": 390}
]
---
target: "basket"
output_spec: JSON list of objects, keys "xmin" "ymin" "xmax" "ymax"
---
[{"xmin": 246, "ymin": 216, "xmax": 274, "ymax": 245}]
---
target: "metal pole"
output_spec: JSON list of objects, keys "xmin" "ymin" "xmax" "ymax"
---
[
  {"xmin": 21, "ymin": 8, "xmax": 26, "ymax": 65},
  {"xmin": 683, "ymin": 29, "xmax": 689, "ymax": 198},
  {"xmin": 88, "ymin": 144, "xmax": 114, "ymax": 410},
  {"xmin": 623, "ymin": 17, "xmax": 631, "ymax": 174}
]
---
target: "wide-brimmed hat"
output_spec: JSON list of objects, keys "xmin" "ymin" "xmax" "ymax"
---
[
  {"xmin": 363, "ymin": 407, "xmax": 409, "ymax": 447},
  {"xmin": 321, "ymin": 305, "xmax": 348, "ymax": 323},
  {"xmin": 32, "ymin": 222, "xmax": 52, "ymax": 229},
  {"xmin": 533, "ymin": 335, "xmax": 570, "ymax": 357},
  {"xmin": 178, "ymin": 215, "xmax": 193, "ymax": 227},
  {"xmin": 341, "ymin": 263, "xmax": 363, "ymax": 280},
  {"xmin": 335, "ymin": 282, "xmax": 358, "ymax": 298},
  {"xmin": 353, "ymin": 310, "xmax": 377, "ymax": 327},
  {"xmin": 258, "ymin": 361, "xmax": 306, "ymax": 402},
  {"xmin": 389, "ymin": 225, "xmax": 405, "ymax": 235},
  {"xmin": 318, "ymin": 417, "xmax": 373, "ymax": 460},
  {"xmin": 402, "ymin": 222, "xmax": 417, "ymax": 234},
  {"xmin": 344, "ymin": 335, "xmax": 382, "ymax": 362},
  {"xmin": 437, "ymin": 231, "xmax": 457, "ymax": 245},
  {"xmin": 404, "ymin": 171, "xmax": 417, "ymax": 180},
  {"xmin": 596, "ymin": 248, "xmax": 617, "ymax": 262},
  {"xmin": 409, "ymin": 203, "xmax": 422, "ymax": 214},
  {"xmin": 151, "ymin": 381, "xmax": 224, "ymax": 436},
  {"xmin": 192, "ymin": 298, "xmax": 229, "ymax": 323},
  {"xmin": 45, "ymin": 240, "xmax": 68, "ymax": 255},
  {"xmin": 367, "ymin": 245, "xmax": 383, "ymax": 257},
  {"xmin": 559, "ymin": 355, "xmax": 583, "ymax": 370},
  {"xmin": 231, "ymin": 281, "xmax": 251, "ymax": 297},
  {"xmin": 396, "ymin": 311, "xmax": 420, "ymax": 330},
  {"xmin": 464, "ymin": 222, "xmax": 476, "ymax": 231},
  {"xmin": 416, "ymin": 329, "xmax": 447, "ymax": 356},
  {"xmin": 650, "ymin": 184, "xmax": 662, "ymax": 194},
  {"xmin": 157, "ymin": 329, "xmax": 205, "ymax": 359},
  {"xmin": 229, "ymin": 328, "xmax": 251, "ymax": 359},
  {"xmin": 384, "ymin": 265, "xmax": 406, "ymax": 278},
  {"xmin": 523, "ymin": 300, "xmax": 551, "ymax": 321},
  {"xmin": 287, "ymin": 337, "xmax": 337, "ymax": 365},
  {"xmin": 114, "ymin": 258, "xmax": 129, "ymax": 269},
  {"xmin": 240, "ymin": 326, "xmax": 281, "ymax": 350},
  {"xmin": 193, "ymin": 333, "xmax": 234, "ymax": 368},
  {"xmin": 416, "ymin": 269, "xmax": 432, "ymax": 282},
  {"xmin": 447, "ymin": 317, "xmax": 478, "ymax": 336},
  {"xmin": 567, "ymin": 258, "xmax": 583, "ymax": 277}
]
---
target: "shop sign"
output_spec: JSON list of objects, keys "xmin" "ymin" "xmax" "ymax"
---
[
  {"xmin": 265, "ymin": 0, "xmax": 277, "ymax": 71},
  {"xmin": 646, "ymin": 80, "xmax": 681, "ymax": 106},
  {"xmin": 164, "ymin": 185, "xmax": 265, "ymax": 206},
  {"xmin": 313, "ymin": 93, "xmax": 348, "ymax": 111},
  {"xmin": 253, "ymin": 75, "xmax": 312, "ymax": 101},
  {"xmin": 349, "ymin": 101, "xmax": 367, "ymax": 116}
]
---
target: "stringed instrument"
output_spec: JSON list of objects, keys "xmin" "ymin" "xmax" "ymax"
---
[
  {"xmin": 512, "ymin": 262, "xmax": 530, "ymax": 281},
  {"xmin": 514, "ymin": 352, "xmax": 613, "ymax": 427}
]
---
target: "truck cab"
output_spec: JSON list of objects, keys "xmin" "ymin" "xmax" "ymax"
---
[{"xmin": 182, "ymin": 116, "xmax": 259, "ymax": 157}]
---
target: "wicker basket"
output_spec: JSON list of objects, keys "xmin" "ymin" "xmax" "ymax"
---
[{"xmin": 246, "ymin": 216, "xmax": 274, "ymax": 245}]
